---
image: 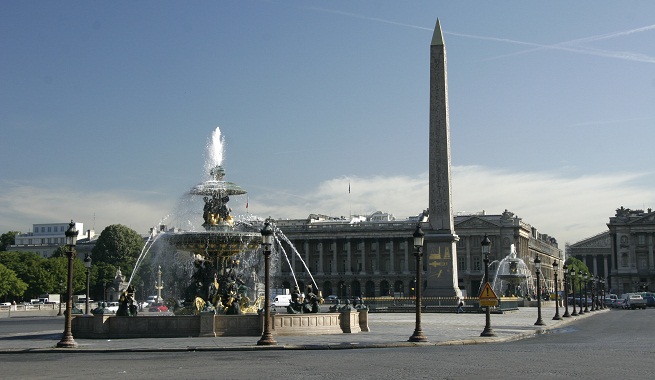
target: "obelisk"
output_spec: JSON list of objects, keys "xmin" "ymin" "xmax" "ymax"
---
[{"xmin": 423, "ymin": 19, "xmax": 462, "ymax": 298}]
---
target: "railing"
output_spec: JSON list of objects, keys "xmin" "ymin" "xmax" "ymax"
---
[{"xmin": 361, "ymin": 296, "xmax": 519, "ymax": 313}]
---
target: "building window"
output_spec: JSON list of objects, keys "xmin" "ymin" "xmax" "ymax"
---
[
  {"xmin": 638, "ymin": 234, "xmax": 646, "ymax": 246},
  {"xmin": 472, "ymin": 256, "xmax": 481, "ymax": 271},
  {"xmin": 458, "ymin": 254, "xmax": 467, "ymax": 271}
]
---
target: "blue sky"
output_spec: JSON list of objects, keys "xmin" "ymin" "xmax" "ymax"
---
[{"xmin": 1, "ymin": 0, "xmax": 654, "ymax": 245}]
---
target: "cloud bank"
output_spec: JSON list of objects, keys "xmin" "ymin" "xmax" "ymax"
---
[{"xmin": 2, "ymin": 166, "xmax": 652, "ymax": 246}]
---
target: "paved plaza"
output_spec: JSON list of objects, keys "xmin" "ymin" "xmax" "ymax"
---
[{"xmin": 0, "ymin": 306, "xmax": 606, "ymax": 353}]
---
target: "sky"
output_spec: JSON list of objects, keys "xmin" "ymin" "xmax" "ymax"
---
[{"xmin": 1, "ymin": 0, "xmax": 654, "ymax": 246}]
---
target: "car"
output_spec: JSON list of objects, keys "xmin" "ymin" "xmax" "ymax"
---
[
  {"xmin": 325, "ymin": 295, "xmax": 338, "ymax": 303},
  {"xmin": 105, "ymin": 302, "xmax": 119, "ymax": 313},
  {"xmin": 0, "ymin": 302, "xmax": 11, "ymax": 306},
  {"xmin": 643, "ymin": 296, "xmax": 655, "ymax": 307},
  {"xmin": 148, "ymin": 303, "xmax": 169, "ymax": 312},
  {"xmin": 614, "ymin": 299, "xmax": 626, "ymax": 309}
]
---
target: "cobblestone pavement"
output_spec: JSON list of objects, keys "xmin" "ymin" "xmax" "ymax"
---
[{"xmin": 0, "ymin": 306, "xmax": 606, "ymax": 353}]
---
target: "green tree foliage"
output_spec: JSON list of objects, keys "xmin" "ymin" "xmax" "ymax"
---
[
  {"xmin": 565, "ymin": 257, "xmax": 590, "ymax": 293},
  {"xmin": 91, "ymin": 224, "xmax": 145, "ymax": 299},
  {"xmin": 0, "ymin": 263, "xmax": 28, "ymax": 300},
  {"xmin": 0, "ymin": 251, "xmax": 86, "ymax": 300},
  {"xmin": 92, "ymin": 224, "xmax": 144, "ymax": 274},
  {"xmin": 0, "ymin": 231, "xmax": 20, "ymax": 251}
]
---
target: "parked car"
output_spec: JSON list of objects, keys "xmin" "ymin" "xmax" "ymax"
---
[
  {"xmin": 622, "ymin": 293, "xmax": 647, "ymax": 310},
  {"xmin": 643, "ymin": 296, "xmax": 655, "ymax": 307},
  {"xmin": 148, "ymin": 303, "xmax": 169, "ymax": 312},
  {"xmin": 105, "ymin": 302, "xmax": 119, "ymax": 313},
  {"xmin": 325, "ymin": 295, "xmax": 338, "ymax": 303}
]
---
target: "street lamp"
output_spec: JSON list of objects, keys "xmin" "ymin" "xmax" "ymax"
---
[
  {"xmin": 578, "ymin": 271, "xmax": 585, "ymax": 315},
  {"xmin": 590, "ymin": 275, "xmax": 596, "ymax": 311},
  {"xmin": 600, "ymin": 277, "xmax": 607, "ymax": 309},
  {"xmin": 570, "ymin": 268, "xmax": 578, "ymax": 316},
  {"xmin": 562, "ymin": 263, "xmax": 570, "ymax": 318},
  {"xmin": 57, "ymin": 220, "xmax": 79, "ymax": 348},
  {"xmin": 57, "ymin": 279, "xmax": 64, "ymax": 316},
  {"xmin": 552, "ymin": 260, "xmax": 561, "ymax": 320},
  {"xmin": 409, "ymin": 223, "xmax": 427, "ymax": 342},
  {"xmin": 84, "ymin": 253, "xmax": 92, "ymax": 315},
  {"xmin": 583, "ymin": 272, "xmax": 589, "ymax": 313},
  {"xmin": 480, "ymin": 234, "xmax": 496, "ymax": 337},
  {"xmin": 257, "ymin": 218, "xmax": 277, "ymax": 346},
  {"xmin": 534, "ymin": 256, "xmax": 545, "ymax": 326}
]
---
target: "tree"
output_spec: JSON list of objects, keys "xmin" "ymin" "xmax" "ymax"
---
[
  {"xmin": 91, "ymin": 224, "xmax": 145, "ymax": 299},
  {"xmin": 0, "ymin": 231, "xmax": 20, "ymax": 251},
  {"xmin": 0, "ymin": 263, "xmax": 28, "ymax": 301},
  {"xmin": 565, "ymin": 257, "xmax": 590, "ymax": 293}
]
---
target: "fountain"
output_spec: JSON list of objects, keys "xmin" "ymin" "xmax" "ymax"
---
[
  {"xmin": 72, "ymin": 127, "xmax": 369, "ymax": 339},
  {"xmin": 491, "ymin": 244, "xmax": 535, "ymax": 299}
]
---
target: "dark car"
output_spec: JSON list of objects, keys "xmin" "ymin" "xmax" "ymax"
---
[
  {"xmin": 644, "ymin": 296, "xmax": 655, "ymax": 307},
  {"xmin": 148, "ymin": 303, "xmax": 169, "ymax": 312}
]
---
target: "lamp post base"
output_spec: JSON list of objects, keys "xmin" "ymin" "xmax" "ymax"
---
[
  {"xmin": 257, "ymin": 332, "xmax": 277, "ymax": 346},
  {"xmin": 534, "ymin": 318, "xmax": 546, "ymax": 326},
  {"xmin": 409, "ymin": 329, "xmax": 428, "ymax": 342},
  {"xmin": 56, "ymin": 336, "xmax": 78, "ymax": 348},
  {"xmin": 480, "ymin": 327, "xmax": 496, "ymax": 337}
]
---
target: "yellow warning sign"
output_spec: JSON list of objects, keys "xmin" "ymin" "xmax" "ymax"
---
[{"xmin": 479, "ymin": 282, "xmax": 498, "ymax": 299}]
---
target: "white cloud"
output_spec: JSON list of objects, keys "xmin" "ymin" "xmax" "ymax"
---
[
  {"xmin": 2, "ymin": 167, "xmax": 653, "ymax": 246},
  {"xmin": 253, "ymin": 166, "xmax": 655, "ymax": 245}
]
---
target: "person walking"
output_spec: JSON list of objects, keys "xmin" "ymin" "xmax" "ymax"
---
[{"xmin": 456, "ymin": 298, "xmax": 464, "ymax": 313}]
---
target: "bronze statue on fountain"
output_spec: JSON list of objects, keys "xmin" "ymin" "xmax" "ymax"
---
[
  {"xmin": 287, "ymin": 285, "xmax": 323, "ymax": 314},
  {"xmin": 116, "ymin": 285, "xmax": 138, "ymax": 317}
]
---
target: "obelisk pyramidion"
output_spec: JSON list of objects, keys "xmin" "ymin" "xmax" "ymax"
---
[{"xmin": 423, "ymin": 19, "xmax": 462, "ymax": 298}]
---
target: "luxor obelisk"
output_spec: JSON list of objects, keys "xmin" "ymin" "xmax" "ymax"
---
[{"xmin": 423, "ymin": 19, "xmax": 462, "ymax": 298}]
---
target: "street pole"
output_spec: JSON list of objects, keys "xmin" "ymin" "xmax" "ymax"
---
[
  {"xmin": 552, "ymin": 260, "xmax": 561, "ymax": 320},
  {"xmin": 562, "ymin": 263, "xmax": 570, "ymax": 317},
  {"xmin": 57, "ymin": 221, "xmax": 78, "ymax": 348},
  {"xmin": 534, "ymin": 256, "xmax": 545, "ymax": 326},
  {"xmin": 257, "ymin": 219, "xmax": 277, "ymax": 346},
  {"xmin": 480, "ymin": 234, "xmax": 496, "ymax": 337},
  {"xmin": 409, "ymin": 223, "xmax": 427, "ymax": 342}
]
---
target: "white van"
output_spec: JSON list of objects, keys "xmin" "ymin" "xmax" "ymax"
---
[{"xmin": 272, "ymin": 294, "xmax": 292, "ymax": 307}]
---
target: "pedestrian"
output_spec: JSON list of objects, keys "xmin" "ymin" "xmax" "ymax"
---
[{"xmin": 456, "ymin": 298, "xmax": 464, "ymax": 313}]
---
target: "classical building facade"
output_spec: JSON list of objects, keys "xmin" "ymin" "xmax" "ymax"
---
[
  {"xmin": 275, "ymin": 210, "xmax": 562, "ymax": 298},
  {"xmin": 568, "ymin": 207, "xmax": 655, "ymax": 294},
  {"xmin": 9, "ymin": 222, "xmax": 96, "ymax": 258}
]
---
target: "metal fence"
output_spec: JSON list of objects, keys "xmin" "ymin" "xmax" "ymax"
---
[{"xmin": 361, "ymin": 296, "xmax": 519, "ymax": 313}]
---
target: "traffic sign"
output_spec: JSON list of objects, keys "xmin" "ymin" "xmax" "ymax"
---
[{"xmin": 479, "ymin": 282, "xmax": 498, "ymax": 299}]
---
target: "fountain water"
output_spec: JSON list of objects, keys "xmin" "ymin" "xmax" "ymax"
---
[
  {"xmin": 491, "ymin": 244, "xmax": 535, "ymax": 298},
  {"xmin": 74, "ymin": 127, "xmax": 368, "ymax": 338}
]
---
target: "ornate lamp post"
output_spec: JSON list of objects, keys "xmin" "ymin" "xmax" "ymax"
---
[
  {"xmin": 590, "ymin": 275, "xmax": 596, "ymax": 311},
  {"xmin": 257, "ymin": 219, "xmax": 277, "ymax": 346},
  {"xmin": 409, "ymin": 223, "xmax": 427, "ymax": 342},
  {"xmin": 570, "ymin": 267, "xmax": 578, "ymax": 316},
  {"xmin": 480, "ymin": 234, "xmax": 496, "ymax": 337},
  {"xmin": 552, "ymin": 260, "xmax": 561, "ymax": 320},
  {"xmin": 57, "ymin": 279, "xmax": 64, "ymax": 316},
  {"xmin": 583, "ymin": 272, "xmax": 589, "ymax": 313},
  {"xmin": 562, "ymin": 263, "xmax": 570, "ymax": 317},
  {"xmin": 577, "ymin": 271, "xmax": 585, "ymax": 315},
  {"xmin": 600, "ymin": 277, "xmax": 607, "ymax": 309},
  {"xmin": 534, "ymin": 256, "xmax": 545, "ymax": 326},
  {"xmin": 84, "ymin": 253, "xmax": 92, "ymax": 315},
  {"xmin": 57, "ymin": 220, "xmax": 79, "ymax": 348}
]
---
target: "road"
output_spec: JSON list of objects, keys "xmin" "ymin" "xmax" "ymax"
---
[{"xmin": 0, "ymin": 309, "xmax": 652, "ymax": 379}]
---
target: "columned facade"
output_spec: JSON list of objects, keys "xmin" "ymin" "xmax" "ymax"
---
[{"xmin": 275, "ymin": 210, "xmax": 562, "ymax": 299}]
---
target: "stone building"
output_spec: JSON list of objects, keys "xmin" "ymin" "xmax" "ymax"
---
[
  {"xmin": 9, "ymin": 221, "xmax": 96, "ymax": 258},
  {"xmin": 568, "ymin": 207, "xmax": 655, "ymax": 294},
  {"xmin": 274, "ymin": 209, "xmax": 562, "ymax": 298}
]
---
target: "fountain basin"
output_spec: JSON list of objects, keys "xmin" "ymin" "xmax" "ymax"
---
[{"xmin": 71, "ymin": 311, "xmax": 368, "ymax": 339}]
